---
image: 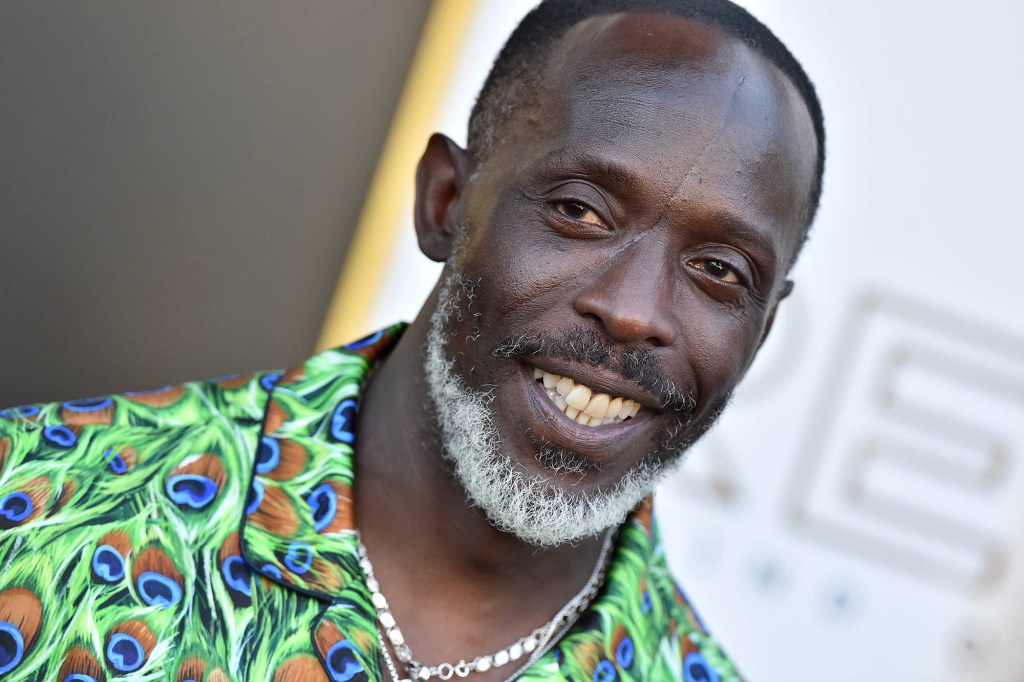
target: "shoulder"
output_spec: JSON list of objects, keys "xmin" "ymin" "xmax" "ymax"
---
[
  {"xmin": 1, "ymin": 368, "xmax": 283, "ymax": 433},
  {"xmin": 0, "ymin": 370, "xmax": 283, "ymax": 533},
  {"xmin": 0, "ymin": 372, "xmax": 280, "ymax": 519}
]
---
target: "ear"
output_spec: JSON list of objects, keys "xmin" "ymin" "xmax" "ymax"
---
[
  {"xmin": 757, "ymin": 279, "xmax": 794, "ymax": 350},
  {"xmin": 414, "ymin": 133, "xmax": 472, "ymax": 262}
]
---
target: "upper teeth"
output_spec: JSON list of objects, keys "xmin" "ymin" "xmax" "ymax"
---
[{"xmin": 534, "ymin": 368, "xmax": 641, "ymax": 427}]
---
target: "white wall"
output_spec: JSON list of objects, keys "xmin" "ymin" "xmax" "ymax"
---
[{"xmin": 365, "ymin": 2, "xmax": 1024, "ymax": 679}]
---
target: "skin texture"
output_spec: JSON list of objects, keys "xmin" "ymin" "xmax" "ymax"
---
[{"xmin": 354, "ymin": 13, "xmax": 817, "ymax": 679}]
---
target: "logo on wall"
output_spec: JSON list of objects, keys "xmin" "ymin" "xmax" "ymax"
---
[{"xmin": 786, "ymin": 291, "xmax": 1024, "ymax": 594}]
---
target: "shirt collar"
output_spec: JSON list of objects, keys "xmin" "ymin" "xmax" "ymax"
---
[{"xmin": 240, "ymin": 324, "xmax": 405, "ymax": 600}]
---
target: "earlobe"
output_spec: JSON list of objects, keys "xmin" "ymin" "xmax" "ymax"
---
[{"xmin": 414, "ymin": 133, "xmax": 472, "ymax": 263}]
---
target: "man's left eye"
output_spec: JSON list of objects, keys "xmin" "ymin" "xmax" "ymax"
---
[
  {"xmin": 695, "ymin": 259, "xmax": 741, "ymax": 284},
  {"xmin": 554, "ymin": 201, "xmax": 605, "ymax": 226}
]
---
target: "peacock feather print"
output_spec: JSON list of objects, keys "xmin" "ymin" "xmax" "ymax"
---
[{"xmin": 0, "ymin": 324, "xmax": 740, "ymax": 681}]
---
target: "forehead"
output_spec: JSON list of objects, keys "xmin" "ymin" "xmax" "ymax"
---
[{"xmin": 495, "ymin": 12, "xmax": 817, "ymax": 254}]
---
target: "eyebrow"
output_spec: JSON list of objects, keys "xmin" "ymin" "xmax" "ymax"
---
[{"xmin": 536, "ymin": 149, "xmax": 645, "ymax": 192}]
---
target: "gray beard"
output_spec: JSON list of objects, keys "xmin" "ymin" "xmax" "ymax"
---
[{"xmin": 423, "ymin": 270, "xmax": 696, "ymax": 547}]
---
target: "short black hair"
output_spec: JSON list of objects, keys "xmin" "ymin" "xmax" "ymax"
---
[{"xmin": 468, "ymin": 0, "xmax": 826, "ymax": 242}]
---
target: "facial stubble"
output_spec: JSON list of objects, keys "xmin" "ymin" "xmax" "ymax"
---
[{"xmin": 423, "ymin": 267, "xmax": 727, "ymax": 547}]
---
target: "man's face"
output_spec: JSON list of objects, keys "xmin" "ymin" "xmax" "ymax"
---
[{"xmin": 425, "ymin": 14, "xmax": 816, "ymax": 540}]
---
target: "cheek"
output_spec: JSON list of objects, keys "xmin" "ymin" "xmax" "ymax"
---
[
  {"xmin": 460, "ymin": 222, "xmax": 580, "ymax": 320},
  {"xmin": 683, "ymin": 305, "xmax": 764, "ymax": 394}
]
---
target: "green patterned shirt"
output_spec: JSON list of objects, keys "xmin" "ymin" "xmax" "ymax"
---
[{"xmin": 0, "ymin": 325, "xmax": 739, "ymax": 681}]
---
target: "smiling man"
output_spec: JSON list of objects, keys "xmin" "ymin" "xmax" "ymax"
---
[{"xmin": 0, "ymin": 0, "xmax": 823, "ymax": 680}]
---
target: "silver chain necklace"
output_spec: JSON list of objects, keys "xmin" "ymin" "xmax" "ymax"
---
[{"xmin": 357, "ymin": 529, "xmax": 616, "ymax": 681}]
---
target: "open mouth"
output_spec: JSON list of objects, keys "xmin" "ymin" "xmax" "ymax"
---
[{"xmin": 533, "ymin": 368, "xmax": 642, "ymax": 427}]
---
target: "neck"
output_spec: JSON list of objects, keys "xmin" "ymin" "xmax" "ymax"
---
[{"xmin": 353, "ymin": 292, "xmax": 606, "ymax": 667}]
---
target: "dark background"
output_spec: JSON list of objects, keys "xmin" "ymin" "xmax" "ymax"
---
[{"xmin": 0, "ymin": 1, "xmax": 432, "ymax": 407}]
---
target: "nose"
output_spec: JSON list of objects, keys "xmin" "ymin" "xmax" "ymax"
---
[{"xmin": 571, "ymin": 238, "xmax": 678, "ymax": 347}]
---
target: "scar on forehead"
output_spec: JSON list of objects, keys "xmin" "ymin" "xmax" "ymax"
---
[{"xmin": 666, "ymin": 73, "xmax": 747, "ymax": 205}]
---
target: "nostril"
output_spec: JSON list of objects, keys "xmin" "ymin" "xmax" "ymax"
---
[{"xmin": 574, "ymin": 294, "xmax": 674, "ymax": 347}]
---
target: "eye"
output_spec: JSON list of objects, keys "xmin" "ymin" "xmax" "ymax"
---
[
  {"xmin": 554, "ymin": 200, "xmax": 605, "ymax": 227},
  {"xmin": 693, "ymin": 259, "xmax": 742, "ymax": 284}
]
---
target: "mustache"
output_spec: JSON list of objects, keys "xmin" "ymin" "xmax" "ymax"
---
[{"xmin": 492, "ymin": 326, "xmax": 697, "ymax": 417}]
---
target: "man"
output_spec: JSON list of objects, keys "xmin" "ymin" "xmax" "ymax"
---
[{"xmin": 0, "ymin": 0, "xmax": 823, "ymax": 679}]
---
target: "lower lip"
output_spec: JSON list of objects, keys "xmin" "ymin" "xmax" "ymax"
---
[{"xmin": 519, "ymin": 364, "xmax": 651, "ymax": 462}]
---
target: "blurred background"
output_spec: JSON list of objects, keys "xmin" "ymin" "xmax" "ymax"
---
[
  {"xmin": 0, "ymin": 1, "xmax": 432, "ymax": 404},
  {"xmin": 2, "ymin": 1, "xmax": 1023, "ymax": 680}
]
